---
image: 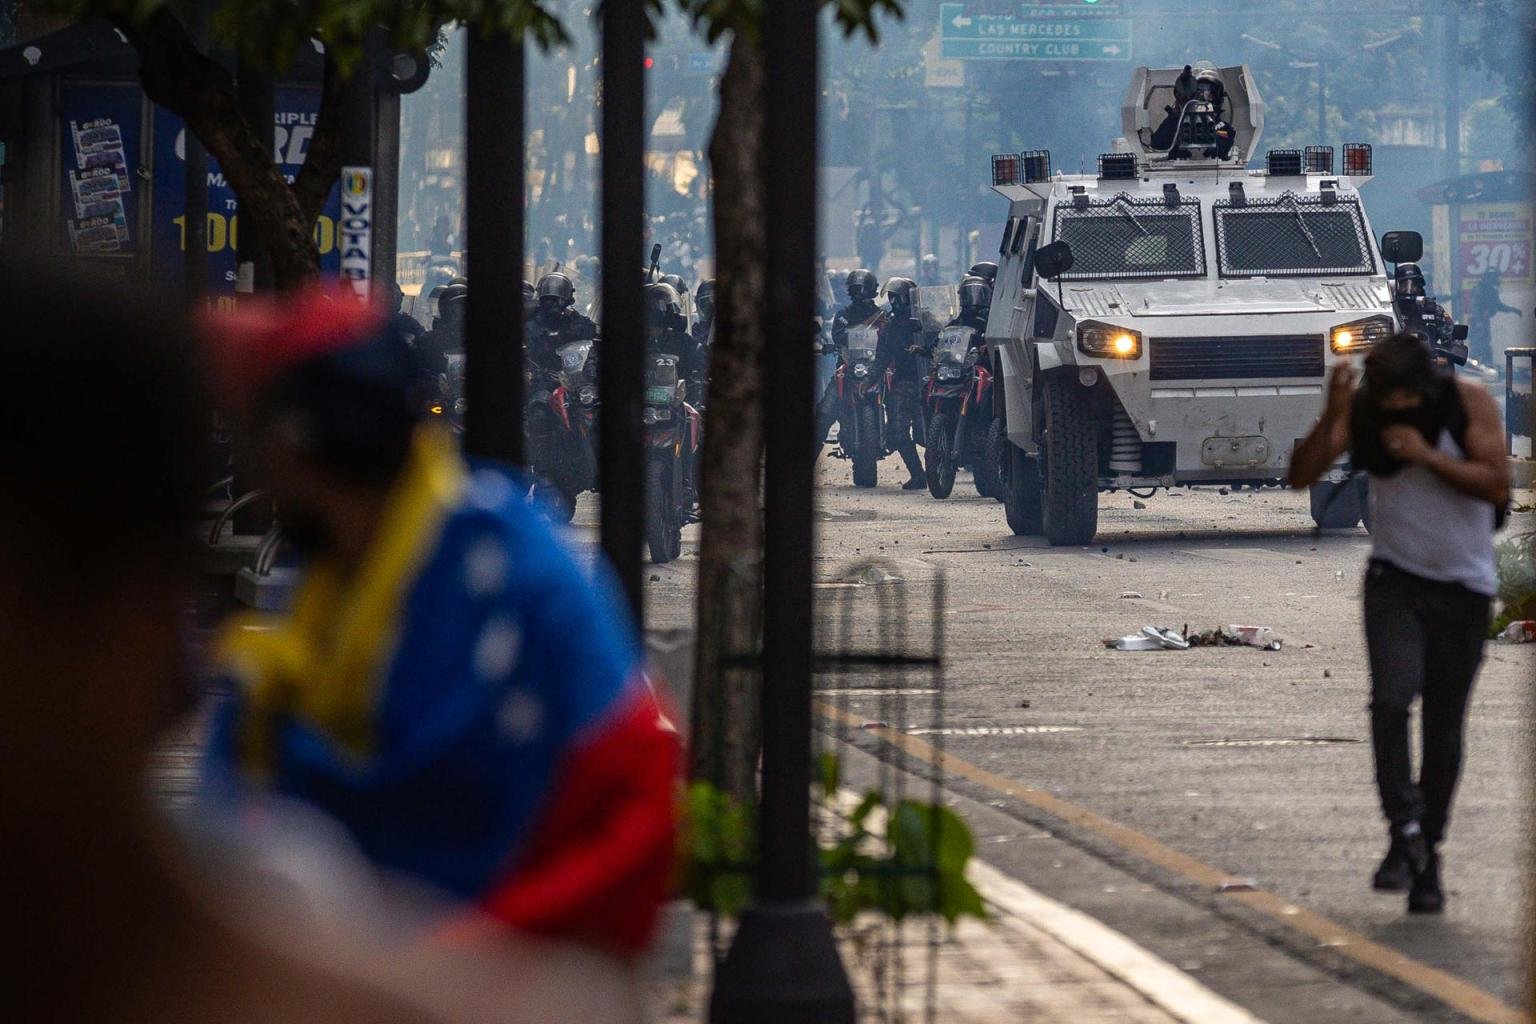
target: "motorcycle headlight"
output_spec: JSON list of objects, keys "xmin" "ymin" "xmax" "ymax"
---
[
  {"xmin": 1331, "ymin": 315, "xmax": 1393, "ymax": 355},
  {"xmin": 852, "ymin": 363, "xmax": 869, "ymax": 378},
  {"xmin": 1076, "ymin": 321, "xmax": 1142, "ymax": 359},
  {"xmin": 937, "ymin": 365, "xmax": 962, "ymax": 381},
  {"xmin": 642, "ymin": 406, "xmax": 672, "ymax": 425},
  {"xmin": 578, "ymin": 385, "xmax": 597, "ymax": 406}
]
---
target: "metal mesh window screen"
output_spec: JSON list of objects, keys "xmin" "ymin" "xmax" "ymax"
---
[
  {"xmin": 1051, "ymin": 194, "xmax": 1206, "ymax": 281},
  {"xmin": 1214, "ymin": 191, "xmax": 1376, "ymax": 278}
]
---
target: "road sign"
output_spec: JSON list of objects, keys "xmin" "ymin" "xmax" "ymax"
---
[{"xmin": 939, "ymin": 3, "xmax": 1132, "ymax": 61}]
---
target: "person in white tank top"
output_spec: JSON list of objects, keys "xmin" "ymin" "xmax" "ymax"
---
[{"xmin": 1290, "ymin": 333, "xmax": 1510, "ymax": 916}]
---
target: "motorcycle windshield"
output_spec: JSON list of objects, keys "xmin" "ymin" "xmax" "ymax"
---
[
  {"xmin": 844, "ymin": 325, "xmax": 879, "ymax": 364},
  {"xmin": 934, "ymin": 326, "xmax": 974, "ymax": 364},
  {"xmin": 646, "ymin": 355, "xmax": 680, "ymax": 390},
  {"xmin": 557, "ymin": 340, "xmax": 592, "ymax": 372}
]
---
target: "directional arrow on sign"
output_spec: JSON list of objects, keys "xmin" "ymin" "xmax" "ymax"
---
[
  {"xmin": 952, "ymin": 13, "xmax": 972, "ymax": 26},
  {"xmin": 1103, "ymin": 44, "xmax": 1122, "ymax": 55}
]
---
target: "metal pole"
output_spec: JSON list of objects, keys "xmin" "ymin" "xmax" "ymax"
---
[
  {"xmin": 1443, "ymin": 10, "xmax": 1463, "ymax": 311},
  {"xmin": 710, "ymin": 1, "xmax": 854, "ymax": 1017},
  {"xmin": 463, "ymin": 27, "xmax": 524, "ymax": 464},
  {"xmin": 1316, "ymin": 62, "xmax": 1325, "ymax": 148},
  {"xmin": 599, "ymin": 0, "xmax": 646, "ymax": 622},
  {"xmin": 183, "ymin": 0, "xmax": 207, "ymax": 308}
]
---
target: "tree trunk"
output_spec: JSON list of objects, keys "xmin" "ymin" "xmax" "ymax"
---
[
  {"xmin": 117, "ymin": 7, "xmax": 330, "ymax": 290},
  {"xmin": 688, "ymin": 35, "xmax": 766, "ymax": 803}
]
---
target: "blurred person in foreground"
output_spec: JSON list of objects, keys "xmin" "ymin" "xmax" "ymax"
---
[
  {"xmin": 1290, "ymin": 333, "xmax": 1508, "ymax": 915},
  {"xmin": 202, "ymin": 289, "xmax": 678, "ymax": 959},
  {"xmin": 0, "ymin": 267, "xmax": 441, "ymax": 1024}
]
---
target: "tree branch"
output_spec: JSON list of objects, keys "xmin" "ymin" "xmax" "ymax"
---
[{"xmin": 291, "ymin": 48, "xmax": 344, "ymax": 228}]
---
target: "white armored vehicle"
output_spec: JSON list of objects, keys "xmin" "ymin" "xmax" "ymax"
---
[{"xmin": 986, "ymin": 62, "xmax": 1408, "ymax": 544}]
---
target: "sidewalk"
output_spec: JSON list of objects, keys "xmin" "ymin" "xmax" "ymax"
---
[{"xmin": 651, "ymin": 859, "xmax": 1262, "ymax": 1024}]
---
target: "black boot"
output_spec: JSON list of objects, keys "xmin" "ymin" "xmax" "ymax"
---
[
  {"xmin": 1373, "ymin": 822, "xmax": 1427, "ymax": 892},
  {"xmin": 900, "ymin": 448, "xmax": 924, "ymax": 490},
  {"xmin": 1408, "ymin": 850, "xmax": 1444, "ymax": 914}
]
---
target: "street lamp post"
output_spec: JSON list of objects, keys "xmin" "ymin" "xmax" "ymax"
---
[{"xmin": 708, "ymin": 2, "xmax": 856, "ymax": 1019}]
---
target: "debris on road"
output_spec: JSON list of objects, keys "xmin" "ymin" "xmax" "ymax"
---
[
  {"xmin": 1107, "ymin": 626, "xmax": 1190, "ymax": 651},
  {"xmin": 846, "ymin": 565, "xmax": 902, "ymax": 586},
  {"xmin": 1498, "ymin": 620, "xmax": 1536, "ymax": 643},
  {"xmin": 1133, "ymin": 500, "xmax": 1148, "ymax": 510},
  {"xmin": 1187, "ymin": 624, "xmax": 1283, "ymax": 651},
  {"xmin": 1218, "ymin": 878, "xmax": 1259, "ymax": 893},
  {"xmin": 1119, "ymin": 590, "xmax": 1143, "ymax": 599}
]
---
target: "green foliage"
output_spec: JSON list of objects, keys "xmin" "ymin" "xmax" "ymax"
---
[
  {"xmin": 1492, "ymin": 530, "xmax": 1536, "ymax": 633},
  {"xmin": 675, "ymin": 0, "xmax": 903, "ymax": 45},
  {"xmin": 683, "ymin": 768, "xmax": 988, "ymax": 927}
]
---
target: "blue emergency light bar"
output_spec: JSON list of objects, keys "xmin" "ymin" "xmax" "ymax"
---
[
  {"xmin": 1098, "ymin": 153, "xmax": 1137, "ymax": 180},
  {"xmin": 1021, "ymin": 150, "xmax": 1051, "ymax": 184},
  {"xmin": 1265, "ymin": 149, "xmax": 1304, "ymax": 176}
]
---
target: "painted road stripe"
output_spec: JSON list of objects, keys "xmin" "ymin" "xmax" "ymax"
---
[
  {"xmin": 968, "ymin": 858, "xmax": 1267, "ymax": 1024},
  {"xmin": 817, "ymin": 700, "xmax": 1526, "ymax": 1024}
]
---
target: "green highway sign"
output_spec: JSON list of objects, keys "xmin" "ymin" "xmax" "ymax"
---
[{"xmin": 939, "ymin": 3, "xmax": 1132, "ymax": 61}]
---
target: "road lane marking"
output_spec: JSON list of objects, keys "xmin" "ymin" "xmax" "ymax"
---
[
  {"xmin": 968, "ymin": 858, "xmax": 1268, "ymax": 1024},
  {"xmin": 817, "ymin": 700, "xmax": 1526, "ymax": 1024}
]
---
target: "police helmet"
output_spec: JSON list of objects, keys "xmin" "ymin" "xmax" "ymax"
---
[
  {"xmin": 967, "ymin": 261, "xmax": 999, "ymax": 286},
  {"xmin": 958, "ymin": 276, "xmax": 992, "ymax": 314},
  {"xmin": 845, "ymin": 268, "xmax": 879, "ymax": 302},
  {"xmin": 645, "ymin": 282, "xmax": 681, "ymax": 319},
  {"xmin": 884, "ymin": 277, "xmax": 918, "ymax": 308},
  {"xmin": 695, "ymin": 279, "xmax": 717, "ymax": 319},
  {"xmin": 536, "ymin": 271, "xmax": 576, "ymax": 307},
  {"xmin": 661, "ymin": 273, "xmax": 688, "ymax": 296},
  {"xmin": 1394, "ymin": 263, "xmax": 1425, "ymax": 299},
  {"xmin": 437, "ymin": 283, "xmax": 468, "ymax": 318}
]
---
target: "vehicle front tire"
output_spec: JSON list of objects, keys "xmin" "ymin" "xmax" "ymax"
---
[
  {"xmin": 646, "ymin": 458, "xmax": 682, "ymax": 563},
  {"xmin": 1310, "ymin": 476, "xmax": 1365, "ymax": 530},
  {"xmin": 924, "ymin": 412, "xmax": 956, "ymax": 498},
  {"xmin": 1041, "ymin": 376, "xmax": 1099, "ymax": 546},
  {"xmin": 1003, "ymin": 440, "xmax": 1044, "ymax": 536},
  {"xmin": 852, "ymin": 402, "xmax": 881, "ymax": 488}
]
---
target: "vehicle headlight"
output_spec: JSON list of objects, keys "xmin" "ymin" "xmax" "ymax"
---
[
  {"xmin": 578, "ymin": 385, "xmax": 597, "ymax": 406},
  {"xmin": 937, "ymin": 365, "xmax": 962, "ymax": 380},
  {"xmin": 642, "ymin": 406, "xmax": 672, "ymax": 425},
  {"xmin": 1330, "ymin": 315, "xmax": 1392, "ymax": 355},
  {"xmin": 1077, "ymin": 321, "xmax": 1142, "ymax": 359},
  {"xmin": 852, "ymin": 363, "xmax": 869, "ymax": 378}
]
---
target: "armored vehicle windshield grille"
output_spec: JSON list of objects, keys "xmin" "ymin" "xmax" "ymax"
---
[
  {"xmin": 1149, "ymin": 335, "xmax": 1325, "ymax": 380},
  {"xmin": 1214, "ymin": 192, "xmax": 1376, "ymax": 278},
  {"xmin": 1052, "ymin": 194, "xmax": 1206, "ymax": 281}
]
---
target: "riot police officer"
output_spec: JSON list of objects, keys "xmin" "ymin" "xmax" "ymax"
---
[
  {"xmin": 878, "ymin": 277, "xmax": 928, "ymax": 490},
  {"xmin": 1150, "ymin": 61, "xmax": 1235, "ymax": 159},
  {"xmin": 645, "ymin": 281, "xmax": 708, "ymax": 400},
  {"xmin": 391, "ymin": 283, "xmax": 423, "ymax": 345},
  {"xmin": 951, "ymin": 275, "xmax": 992, "ymax": 332},
  {"xmin": 966, "ymin": 262, "xmax": 998, "ymax": 288},
  {"xmin": 416, "ymin": 281, "xmax": 466, "ymax": 375},
  {"xmin": 692, "ymin": 279, "xmax": 716, "ymax": 349},
  {"xmin": 815, "ymin": 269, "xmax": 885, "ymax": 453},
  {"xmin": 919, "ymin": 254, "xmax": 942, "ymax": 287},
  {"xmin": 526, "ymin": 271, "xmax": 598, "ymax": 373}
]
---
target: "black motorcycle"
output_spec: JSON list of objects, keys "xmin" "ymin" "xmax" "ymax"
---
[
  {"xmin": 525, "ymin": 338, "xmax": 599, "ymax": 523},
  {"xmin": 829, "ymin": 321, "xmax": 888, "ymax": 488},
  {"xmin": 921, "ymin": 325, "xmax": 995, "ymax": 498}
]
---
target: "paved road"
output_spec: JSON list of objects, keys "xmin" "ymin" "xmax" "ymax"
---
[{"xmin": 634, "ymin": 452, "xmax": 1535, "ymax": 1020}]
